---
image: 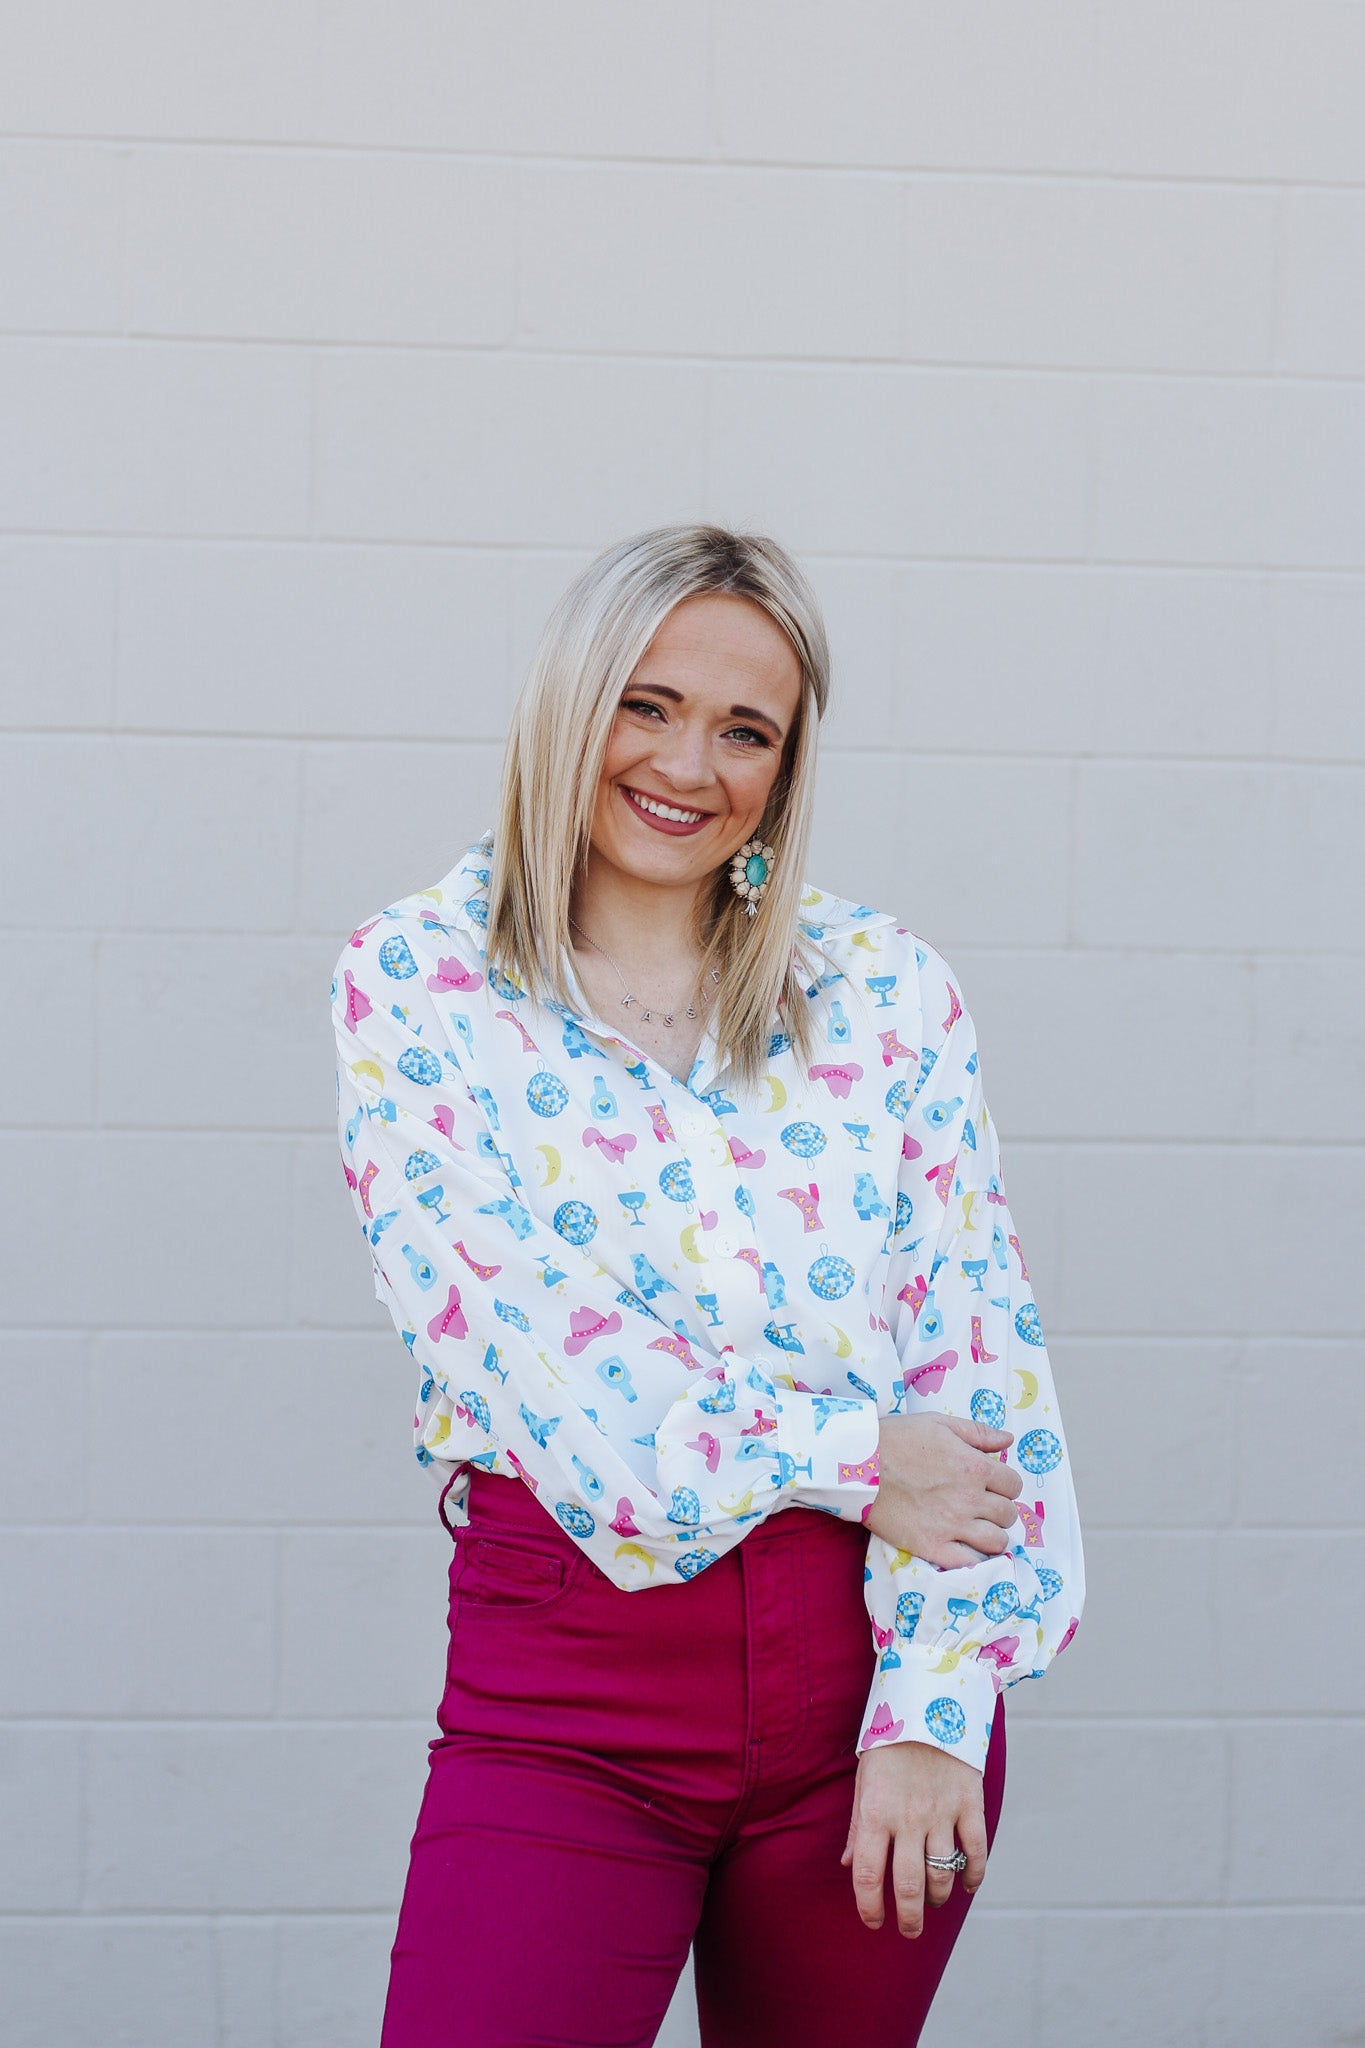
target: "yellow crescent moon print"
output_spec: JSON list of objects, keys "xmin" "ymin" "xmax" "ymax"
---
[
  {"xmin": 1013, "ymin": 1368, "xmax": 1039, "ymax": 1409},
  {"xmin": 679, "ymin": 1222, "xmax": 707, "ymax": 1264},
  {"xmin": 535, "ymin": 1144, "xmax": 561, "ymax": 1186},
  {"xmin": 829, "ymin": 1324, "xmax": 853, "ymax": 1360},
  {"xmin": 762, "ymin": 1074, "xmax": 787, "ymax": 1113},
  {"xmin": 350, "ymin": 1059, "xmax": 385, "ymax": 1088}
]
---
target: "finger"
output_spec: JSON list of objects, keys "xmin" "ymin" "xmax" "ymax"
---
[
  {"xmin": 984, "ymin": 1462, "xmax": 1024, "ymax": 1500},
  {"xmin": 851, "ymin": 1823, "xmax": 892, "ymax": 1929},
  {"xmin": 943, "ymin": 1416, "xmax": 1013, "ymax": 1453},
  {"xmin": 891, "ymin": 1825, "xmax": 928, "ymax": 1938},
  {"xmin": 933, "ymin": 1539, "xmax": 999, "ymax": 1568},
  {"xmin": 978, "ymin": 1493, "xmax": 1019, "ymax": 1529},
  {"xmin": 959, "ymin": 1809, "xmax": 988, "ymax": 1895},
  {"xmin": 966, "ymin": 1519, "xmax": 1012, "ymax": 1555},
  {"xmin": 923, "ymin": 1828, "xmax": 958, "ymax": 1911}
]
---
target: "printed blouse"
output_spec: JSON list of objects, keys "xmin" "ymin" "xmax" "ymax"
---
[{"xmin": 330, "ymin": 833, "xmax": 1084, "ymax": 1768}]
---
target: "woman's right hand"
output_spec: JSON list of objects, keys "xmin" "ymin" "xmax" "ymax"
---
[{"xmin": 867, "ymin": 1415, "xmax": 1023, "ymax": 1565}]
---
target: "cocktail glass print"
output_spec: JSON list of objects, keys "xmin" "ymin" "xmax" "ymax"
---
[
  {"xmin": 416, "ymin": 1183, "xmax": 452, "ymax": 1226},
  {"xmin": 695, "ymin": 1292, "xmax": 722, "ymax": 1328},
  {"xmin": 865, "ymin": 975, "xmax": 898, "ymax": 1009},
  {"xmin": 945, "ymin": 1597, "xmax": 979, "ymax": 1637},
  {"xmin": 618, "ymin": 1191, "xmax": 648, "ymax": 1227},
  {"xmin": 842, "ymin": 1121, "xmax": 872, "ymax": 1152}
]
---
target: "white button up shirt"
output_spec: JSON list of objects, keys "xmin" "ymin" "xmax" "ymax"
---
[{"xmin": 331, "ymin": 833, "xmax": 1084, "ymax": 1767}]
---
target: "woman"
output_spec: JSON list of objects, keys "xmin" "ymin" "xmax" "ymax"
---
[{"xmin": 331, "ymin": 525, "xmax": 1083, "ymax": 2048}]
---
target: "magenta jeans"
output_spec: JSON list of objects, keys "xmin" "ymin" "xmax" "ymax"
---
[{"xmin": 380, "ymin": 1470, "xmax": 1006, "ymax": 2048}]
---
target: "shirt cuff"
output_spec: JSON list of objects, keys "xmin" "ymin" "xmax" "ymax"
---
[
  {"xmin": 857, "ymin": 1640, "xmax": 1000, "ymax": 1772},
  {"xmin": 774, "ymin": 1392, "xmax": 881, "ymax": 1523}
]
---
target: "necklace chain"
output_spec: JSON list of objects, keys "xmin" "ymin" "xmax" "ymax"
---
[{"xmin": 569, "ymin": 917, "xmax": 720, "ymax": 1031}]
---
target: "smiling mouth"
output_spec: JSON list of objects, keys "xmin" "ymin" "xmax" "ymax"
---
[{"xmin": 620, "ymin": 786, "xmax": 714, "ymax": 832}]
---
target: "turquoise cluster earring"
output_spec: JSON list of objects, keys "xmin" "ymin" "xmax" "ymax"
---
[{"xmin": 730, "ymin": 838, "xmax": 775, "ymax": 916}]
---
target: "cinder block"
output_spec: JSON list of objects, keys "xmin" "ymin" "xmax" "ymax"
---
[
  {"xmin": 0, "ymin": 735, "xmax": 297, "ymax": 930},
  {"xmin": 919, "ymin": 1909, "xmax": 1042, "ymax": 2048},
  {"xmin": 1235, "ymin": 1342, "xmax": 1365, "ymax": 1524},
  {"xmin": 87, "ymin": 1332, "xmax": 432, "ymax": 1526},
  {"xmin": 0, "ymin": 141, "xmax": 124, "ymax": 331},
  {"xmin": 0, "ymin": 930, "xmax": 96, "ymax": 1123},
  {"xmin": 1089, "ymin": 378, "xmax": 1277, "ymax": 568},
  {"xmin": 1251, "ymin": 957, "xmax": 1365, "ymax": 1142},
  {"xmin": 0, "ymin": 0, "xmax": 315, "ymax": 139},
  {"xmin": 1046, "ymin": 1338, "xmax": 1238, "ymax": 1531},
  {"xmin": 519, "ymin": 164, "xmax": 901, "ymax": 360},
  {"xmin": 296, "ymin": 738, "xmax": 502, "ymax": 937},
  {"xmin": 803, "ymin": 556, "xmax": 903, "ymax": 752},
  {"xmin": 116, "ymin": 542, "xmax": 515, "ymax": 740},
  {"xmin": 985, "ymin": 1720, "xmax": 1228, "ymax": 1907},
  {"xmin": 4, "ymin": 1131, "xmax": 293, "ymax": 1328},
  {"xmin": 898, "ymin": 564, "xmax": 1277, "ymax": 760},
  {"xmin": 1210, "ymin": 1908, "xmax": 1365, "ymax": 2039},
  {"xmin": 902, "ymin": 177, "xmax": 1275, "ymax": 373},
  {"xmin": 1228, "ymin": 1721, "xmax": 1365, "ymax": 1903},
  {"xmin": 315, "ymin": 353, "xmax": 709, "ymax": 547},
  {"xmin": 0, "ymin": 1530, "xmax": 274, "ymax": 1714},
  {"xmin": 0, "ymin": 1919, "xmax": 220, "ymax": 2048},
  {"xmin": 1264, "ymin": 382, "xmax": 1365, "ymax": 569},
  {"xmin": 0, "ymin": 1333, "xmax": 87, "ymax": 1522},
  {"xmin": 1002, "ymin": 1530, "xmax": 1221, "ymax": 1721},
  {"xmin": 291, "ymin": 1133, "xmax": 401, "ymax": 1329},
  {"xmin": 275, "ymin": 1915, "xmax": 395, "ymax": 2048},
  {"xmin": 314, "ymin": 1, "xmax": 710, "ymax": 157},
  {"xmin": 96, "ymin": 931, "xmax": 341, "ymax": 1130},
  {"xmin": 211, "ymin": 1918, "xmax": 278, "ymax": 2048},
  {"xmin": 706, "ymin": 366, "xmax": 1090, "ymax": 560},
  {"xmin": 1263, "ymin": 765, "xmax": 1365, "ymax": 952},
  {"xmin": 812, "ymin": 752, "xmax": 1072, "ymax": 948},
  {"xmin": 1054, "ymin": 1141, "xmax": 1364, "ymax": 1339},
  {"xmin": 0, "ymin": 1729, "xmax": 81, "ymax": 1908},
  {"xmin": 713, "ymin": 2, "xmax": 1100, "ymax": 172},
  {"xmin": 1216, "ymin": 1535, "xmax": 1364, "ymax": 1713},
  {"xmin": 1269, "ymin": 573, "xmax": 1365, "ymax": 760},
  {"xmin": 84, "ymin": 1722, "xmax": 429, "ymax": 1909},
  {"xmin": 1277, "ymin": 190, "xmax": 1365, "ymax": 379},
  {"xmin": 0, "ymin": 539, "xmax": 117, "ymax": 730},
  {"xmin": 1036, "ymin": 1910, "xmax": 1222, "ymax": 2047},
  {"xmin": 0, "ymin": 339, "xmax": 311, "ymax": 536},
  {"xmin": 277, "ymin": 1529, "xmax": 447, "ymax": 1717},
  {"xmin": 508, "ymin": 549, "xmax": 597, "ymax": 694},
  {"xmin": 127, "ymin": 149, "xmax": 517, "ymax": 346},
  {"xmin": 1073, "ymin": 762, "xmax": 1270, "ymax": 952},
  {"xmin": 950, "ymin": 947, "xmax": 1256, "ymax": 1142}
]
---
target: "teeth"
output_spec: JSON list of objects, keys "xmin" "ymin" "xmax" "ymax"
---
[{"xmin": 630, "ymin": 790, "xmax": 706, "ymax": 824}]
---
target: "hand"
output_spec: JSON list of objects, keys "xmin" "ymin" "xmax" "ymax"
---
[
  {"xmin": 841, "ymin": 1740, "xmax": 987, "ymax": 1938},
  {"xmin": 867, "ymin": 1414, "xmax": 1023, "ymax": 1566}
]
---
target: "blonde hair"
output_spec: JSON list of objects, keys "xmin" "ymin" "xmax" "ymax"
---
[{"xmin": 486, "ymin": 523, "xmax": 832, "ymax": 1088}]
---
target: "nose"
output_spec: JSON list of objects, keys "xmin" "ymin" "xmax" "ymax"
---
[{"xmin": 648, "ymin": 717, "xmax": 712, "ymax": 793}]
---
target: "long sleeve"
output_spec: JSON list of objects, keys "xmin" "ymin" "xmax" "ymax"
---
[
  {"xmin": 332, "ymin": 915, "xmax": 880, "ymax": 1588},
  {"xmin": 855, "ymin": 954, "xmax": 1085, "ymax": 1767}
]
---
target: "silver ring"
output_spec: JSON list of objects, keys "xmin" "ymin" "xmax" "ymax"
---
[{"xmin": 924, "ymin": 1849, "xmax": 968, "ymax": 1873}]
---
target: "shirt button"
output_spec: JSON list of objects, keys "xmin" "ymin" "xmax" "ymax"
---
[
  {"xmin": 711, "ymin": 1231, "xmax": 739, "ymax": 1258},
  {"xmin": 680, "ymin": 1111, "xmax": 710, "ymax": 1138}
]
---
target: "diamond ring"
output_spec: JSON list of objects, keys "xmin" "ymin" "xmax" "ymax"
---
[{"xmin": 924, "ymin": 1849, "xmax": 968, "ymax": 1873}]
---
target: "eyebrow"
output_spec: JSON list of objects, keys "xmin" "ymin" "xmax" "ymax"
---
[{"xmin": 624, "ymin": 681, "xmax": 786, "ymax": 739}]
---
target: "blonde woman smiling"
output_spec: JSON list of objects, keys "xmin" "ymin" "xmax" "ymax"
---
[{"xmin": 332, "ymin": 524, "xmax": 1084, "ymax": 2048}]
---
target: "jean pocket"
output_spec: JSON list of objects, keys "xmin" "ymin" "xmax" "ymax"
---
[{"xmin": 450, "ymin": 1532, "xmax": 584, "ymax": 1616}]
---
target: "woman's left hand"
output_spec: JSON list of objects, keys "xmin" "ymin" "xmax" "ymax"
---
[{"xmin": 841, "ymin": 1740, "xmax": 987, "ymax": 1938}]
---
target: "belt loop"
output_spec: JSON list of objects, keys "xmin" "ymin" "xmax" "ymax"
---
[{"xmin": 437, "ymin": 1465, "xmax": 463, "ymax": 1541}]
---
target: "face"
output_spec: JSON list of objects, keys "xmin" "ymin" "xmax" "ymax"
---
[{"xmin": 586, "ymin": 592, "xmax": 804, "ymax": 902}]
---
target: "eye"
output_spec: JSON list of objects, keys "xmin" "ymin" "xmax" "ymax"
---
[
  {"xmin": 725, "ymin": 725, "xmax": 772, "ymax": 748},
  {"xmin": 621, "ymin": 697, "xmax": 666, "ymax": 721}
]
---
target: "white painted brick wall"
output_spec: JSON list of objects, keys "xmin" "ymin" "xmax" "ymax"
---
[{"xmin": 2, "ymin": 6, "xmax": 1361, "ymax": 2043}]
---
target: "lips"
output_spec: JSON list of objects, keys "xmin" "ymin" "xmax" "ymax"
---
[{"xmin": 619, "ymin": 785, "xmax": 714, "ymax": 837}]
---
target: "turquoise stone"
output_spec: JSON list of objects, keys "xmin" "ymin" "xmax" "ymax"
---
[{"xmin": 744, "ymin": 853, "xmax": 769, "ymax": 887}]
